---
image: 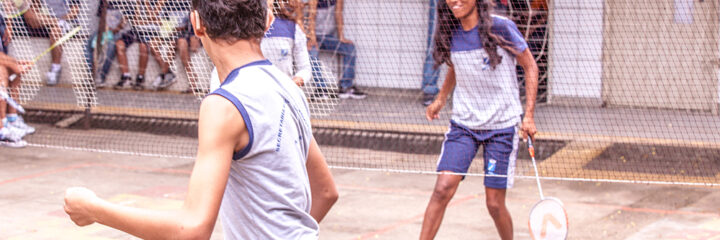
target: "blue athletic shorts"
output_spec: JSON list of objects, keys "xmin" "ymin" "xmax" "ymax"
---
[{"xmin": 437, "ymin": 120, "xmax": 519, "ymax": 189}]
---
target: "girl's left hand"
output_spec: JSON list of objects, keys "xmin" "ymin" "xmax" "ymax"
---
[{"xmin": 521, "ymin": 117, "xmax": 537, "ymax": 141}]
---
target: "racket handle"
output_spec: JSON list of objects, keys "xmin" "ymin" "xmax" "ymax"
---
[
  {"xmin": 527, "ymin": 138, "xmax": 544, "ymax": 199},
  {"xmin": 527, "ymin": 138, "xmax": 535, "ymax": 159}
]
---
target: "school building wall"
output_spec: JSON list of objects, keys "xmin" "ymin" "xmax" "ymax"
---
[{"xmin": 548, "ymin": 0, "xmax": 720, "ymax": 112}]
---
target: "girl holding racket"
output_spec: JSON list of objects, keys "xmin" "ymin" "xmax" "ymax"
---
[{"xmin": 421, "ymin": 0, "xmax": 538, "ymax": 239}]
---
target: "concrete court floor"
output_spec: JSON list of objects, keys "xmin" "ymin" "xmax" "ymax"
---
[{"xmin": 1, "ymin": 146, "xmax": 719, "ymax": 240}]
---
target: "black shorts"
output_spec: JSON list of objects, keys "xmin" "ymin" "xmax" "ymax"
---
[
  {"xmin": 176, "ymin": 28, "xmax": 193, "ymax": 41},
  {"xmin": 21, "ymin": 15, "xmax": 51, "ymax": 38},
  {"xmin": 120, "ymin": 28, "xmax": 155, "ymax": 46}
]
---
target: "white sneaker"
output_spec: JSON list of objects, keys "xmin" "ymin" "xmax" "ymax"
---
[
  {"xmin": 162, "ymin": 72, "xmax": 177, "ymax": 88},
  {"xmin": 153, "ymin": 72, "xmax": 177, "ymax": 90},
  {"xmin": 0, "ymin": 138, "xmax": 27, "ymax": 148},
  {"xmin": 10, "ymin": 118, "xmax": 35, "ymax": 135},
  {"xmin": 0, "ymin": 127, "xmax": 24, "ymax": 142},
  {"xmin": 152, "ymin": 75, "xmax": 163, "ymax": 90},
  {"xmin": 46, "ymin": 70, "xmax": 59, "ymax": 86}
]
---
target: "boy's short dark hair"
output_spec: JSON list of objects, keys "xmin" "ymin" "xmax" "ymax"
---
[{"xmin": 192, "ymin": 0, "xmax": 267, "ymax": 43}]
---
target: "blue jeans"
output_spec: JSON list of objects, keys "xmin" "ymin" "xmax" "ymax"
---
[
  {"xmin": 85, "ymin": 31, "xmax": 117, "ymax": 81},
  {"xmin": 422, "ymin": 0, "xmax": 440, "ymax": 95},
  {"xmin": 312, "ymin": 34, "xmax": 357, "ymax": 89},
  {"xmin": 308, "ymin": 47, "xmax": 328, "ymax": 89}
]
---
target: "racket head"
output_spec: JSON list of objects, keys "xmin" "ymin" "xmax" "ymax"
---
[{"xmin": 528, "ymin": 197, "xmax": 568, "ymax": 240}]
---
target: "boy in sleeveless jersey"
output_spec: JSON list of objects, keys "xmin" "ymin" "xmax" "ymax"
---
[{"xmin": 64, "ymin": 1, "xmax": 338, "ymax": 239}]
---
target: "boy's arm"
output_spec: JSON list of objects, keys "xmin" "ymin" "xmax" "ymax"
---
[
  {"xmin": 65, "ymin": 95, "xmax": 247, "ymax": 240},
  {"xmin": 516, "ymin": 48, "xmax": 539, "ymax": 140},
  {"xmin": 306, "ymin": 137, "xmax": 338, "ymax": 223},
  {"xmin": 426, "ymin": 65, "xmax": 455, "ymax": 121},
  {"xmin": 334, "ymin": 0, "xmax": 350, "ymax": 43},
  {"xmin": 307, "ymin": 0, "xmax": 318, "ymax": 48}
]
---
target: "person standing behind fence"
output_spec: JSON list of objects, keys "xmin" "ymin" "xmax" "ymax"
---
[
  {"xmin": 262, "ymin": 0, "xmax": 311, "ymax": 87},
  {"xmin": 86, "ymin": 0, "xmax": 124, "ymax": 88},
  {"xmin": 420, "ymin": 0, "xmax": 440, "ymax": 106},
  {"xmin": 420, "ymin": 0, "xmax": 539, "ymax": 239},
  {"xmin": 306, "ymin": 0, "xmax": 365, "ymax": 99}
]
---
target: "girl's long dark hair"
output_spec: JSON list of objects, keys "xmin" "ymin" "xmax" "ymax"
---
[
  {"xmin": 433, "ymin": 0, "xmax": 515, "ymax": 69},
  {"xmin": 272, "ymin": 0, "xmax": 300, "ymax": 21}
]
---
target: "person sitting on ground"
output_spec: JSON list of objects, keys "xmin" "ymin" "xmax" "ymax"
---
[
  {"xmin": 13, "ymin": 0, "xmax": 80, "ymax": 86},
  {"xmin": 0, "ymin": 51, "xmax": 32, "ymax": 148},
  {"xmin": 167, "ymin": 9, "xmax": 202, "ymax": 94},
  {"xmin": 86, "ymin": 0, "xmax": 124, "ymax": 88},
  {"xmin": 113, "ymin": 0, "xmax": 175, "ymax": 91}
]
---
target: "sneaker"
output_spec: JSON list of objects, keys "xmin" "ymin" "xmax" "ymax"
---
[
  {"xmin": 0, "ymin": 127, "xmax": 24, "ymax": 142},
  {"xmin": 9, "ymin": 117, "xmax": 35, "ymax": 135},
  {"xmin": 46, "ymin": 69, "xmax": 60, "ymax": 86},
  {"xmin": 160, "ymin": 72, "xmax": 177, "ymax": 89},
  {"xmin": 96, "ymin": 78, "xmax": 107, "ymax": 89},
  {"xmin": 181, "ymin": 88, "xmax": 197, "ymax": 94},
  {"xmin": 310, "ymin": 90, "xmax": 330, "ymax": 102},
  {"xmin": 422, "ymin": 93, "xmax": 435, "ymax": 106},
  {"xmin": 338, "ymin": 86, "xmax": 367, "ymax": 99},
  {"xmin": 132, "ymin": 75, "xmax": 145, "ymax": 90},
  {"xmin": 114, "ymin": 74, "xmax": 131, "ymax": 90},
  {"xmin": 152, "ymin": 72, "xmax": 176, "ymax": 90},
  {"xmin": 6, "ymin": 124, "xmax": 27, "ymax": 139},
  {"xmin": 0, "ymin": 138, "xmax": 27, "ymax": 148}
]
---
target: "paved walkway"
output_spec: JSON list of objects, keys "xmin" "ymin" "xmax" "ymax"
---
[
  {"xmin": 1, "ymin": 146, "xmax": 719, "ymax": 240},
  {"xmin": 24, "ymin": 86, "xmax": 720, "ymax": 145}
]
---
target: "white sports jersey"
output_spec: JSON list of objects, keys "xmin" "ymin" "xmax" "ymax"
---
[
  {"xmin": 449, "ymin": 15, "xmax": 528, "ymax": 130},
  {"xmin": 261, "ymin": 18, "xmax": 312, "ymax": 83},
  {"xmin": 208, "ymin": 60, "xmax": 317, "ymax": 239}
]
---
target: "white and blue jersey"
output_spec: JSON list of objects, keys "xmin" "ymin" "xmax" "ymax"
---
[
  {"xmin": 450, "ymin": 15, "xmax": 528, "ymax": 130},
  {"xmin": 208, "ymin": 60, "xmax": 318, "ymax": 239},
  {"xmin": 261, "ymin": 18, "xmax": 312, "ymax": 83},
  {"xmin": 437, "ymin": 16, "xmax": 527, "ymax": 189}
]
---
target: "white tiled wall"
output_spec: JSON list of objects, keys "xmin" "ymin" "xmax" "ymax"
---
[
  {"xmin": 340, "ymin": 0, "xmax": 436, "ymax": 89},
  {"xmin": 549, "ymin": 0, "xmax": 604, "ymax": 101}
]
